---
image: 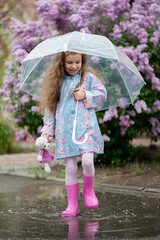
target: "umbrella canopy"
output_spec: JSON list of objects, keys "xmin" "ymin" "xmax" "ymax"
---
[{"xmin": 20, "ymin": 31, "xmax": 145, "ymax": 111}]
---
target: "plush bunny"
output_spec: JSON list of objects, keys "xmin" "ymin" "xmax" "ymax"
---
[{"xmin": 35, "ymin": 137, "xmax": 54, "ymax": 173}]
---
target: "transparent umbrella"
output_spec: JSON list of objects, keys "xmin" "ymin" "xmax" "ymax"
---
[{"xmin": 20, "ymin": 31, "xmax": 146, "ymax": 144}]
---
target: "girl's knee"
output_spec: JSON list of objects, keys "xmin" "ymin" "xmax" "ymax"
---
[
  {"xmin": 66, "ymin": 164, "xmax": 77, "ymax": 175},
  {"xmin": 82, "ymin": 156, "xmax": 94, "ymax": 169},
  {"xmin": 65, "ymin": 158, "xmax": 77, "ymax": 175}
]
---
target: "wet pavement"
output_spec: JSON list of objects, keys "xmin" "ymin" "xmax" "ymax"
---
[{"xmin": 0, "ymin": 175, "xmax": 160, "ymax": 239}]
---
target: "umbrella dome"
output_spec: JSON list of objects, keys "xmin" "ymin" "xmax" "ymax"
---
[{"xmin": 21, "ymin": 31, "xmax": 145, "ymax": 110}]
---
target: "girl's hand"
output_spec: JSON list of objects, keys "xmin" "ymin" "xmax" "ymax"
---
[
  {"xmin": 41, "ymin": 133, "xmax": 53, "ymax": 143},
  {"xmin": 74, "ymin": 88, "xmax": 86, "ymax": 101}
]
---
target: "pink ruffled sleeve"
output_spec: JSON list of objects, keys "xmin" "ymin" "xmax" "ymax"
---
[
  {"xmin": 84, "ymin": 73, "xmax": 107, "ymax": 109},
  {"xmin": 40, "ymin": 108, "xmax": 56, "ymax": 137}
]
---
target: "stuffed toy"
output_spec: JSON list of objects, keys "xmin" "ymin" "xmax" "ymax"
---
[{"xmin": 35, "ymin": 137, "xmax": 54, "ymax": 173}]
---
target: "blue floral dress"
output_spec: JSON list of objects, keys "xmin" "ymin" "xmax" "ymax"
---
[{"xmin": 41, "ymin": 71, "xmax": 107, "ymax": 160}]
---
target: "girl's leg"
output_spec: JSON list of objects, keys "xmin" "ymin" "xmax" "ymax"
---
[
  {"xmin": 81, "ymin": 152, "xmax": 95, "ymax": 176},
  {"xmin": 62, "ymin": 157, "xmax": 80, "ymax": 217},
  {"xmin": 65, "ymin": 156, "xmax": 78, "ymax": 185},
  {"xmin": 82, "ymin": 152, "xmax": 99, "ymax": 209}
]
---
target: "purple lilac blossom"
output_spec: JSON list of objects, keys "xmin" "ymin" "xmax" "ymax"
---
[
  {"xmin": 21, "ymin": 95, "xmax": 30, "ymax": 103},
  {"xmin": 98, "ymin": 117, "xmax": 103, "ymax": 124},
  {"xmin": 15, "ymin": 130, "xmax": 27, "ymax": 141},
  {"xmin": 32, "ymin": 95, "xmax": 38, "ymax": 101},
  {"xmin": 5, "ymin": 61, "xmax": 13, "ymax": 70},
  {"xmin": 103, "ymin": 108, "xmax": 118, "ymax": 122},
  {"xmin": 37, "ymin": 126, "xmax": 42, "ymax": 133},
  {"xmin": 3, "ymin": 75, "xmax": 14, "ymax": 89},
  {"xmin": 128, "ymin": 110, "xmax": 136, "ymax": 117},
  {"xmin": 3, "ymin": 97, "xmax": 10, "ymax": 102},
  {"xmin": 31, "ymin": 106, "xmax": 39, "ymax": 112},
  {"xmin": 15, "ymin": 114, "xmax": 25, "ymax": 123},
  {"xmin": 102, "ymin": 134, "xmax": 110, "ymax": 142},
  {"xmin": 134, "ymin": 100, "xmax": 147, "ymax": 114},
  {"xmin": 5, "ymin": 105, "xmax": 15, "ymax": 114},
  {"xmin": 0, "ymin": 89, "xmax": 5, "ymax": 97},
  {"xmin": 150, "ymin": 25, "xmax": 160, "ymax": 46},
  {"xmin": 90, "ymin": 56, "xmax": 100, "ymax": 64},
  {"xmin": 149, "ymin": 117, "xmax": 160, "ymax": 136},
  {"xmin": 115, "ymin": 84, "xmax": 121, "ymax": 93},
  {"xmin": 153, "ymin": 100, "xmax": 160, "ymax": 112},
  {"xmin": 14, "ymin": 49, "xmax": 28, "ymax": 63},
  {"xmin": 151, "ymin": 74, "xmax": 160, "ymax": 91},
  {"xmin": 119, "ymin": 115, "xmax": 134, "ymax": 135},
  {"xmin": 117, "ymin": 98, "xmax": 129, "ymax": 107}
]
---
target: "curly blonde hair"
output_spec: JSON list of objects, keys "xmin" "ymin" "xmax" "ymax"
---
[{"xmin": 39, "ymin": 52, "xmax": 98, "ymax": 114}]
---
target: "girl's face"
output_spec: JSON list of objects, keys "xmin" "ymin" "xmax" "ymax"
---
[{"xmin": 65, "ymin": 53, "xmax": 82, "ymax": 76}]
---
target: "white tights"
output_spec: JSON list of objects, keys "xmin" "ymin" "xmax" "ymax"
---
[{"xmin": 65, "ymin": 152, "xmax": 95, "ymax": 185}]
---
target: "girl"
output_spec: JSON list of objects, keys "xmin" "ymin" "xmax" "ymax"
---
[{"xmin": 39, "ymin": 51, "xmax": 107, "ymax": 217}]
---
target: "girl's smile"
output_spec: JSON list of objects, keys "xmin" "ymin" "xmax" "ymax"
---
[{"xmin": 65, "ymin": 53, "xmax": 82, "ymax": 76}]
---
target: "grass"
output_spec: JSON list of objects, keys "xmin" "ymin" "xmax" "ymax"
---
[
  {"xmin": 57, "ymin": 167, "xmax": 65, "ymax": 178},
  {"xmin": 152, "ymin": 163, "xmax": 160, "ymax": 172},
  {"xmin": 7, "ymin": 165, "xmax": 15, "ymax": 172},
  {"xmin": 28, "ymin": 166, "xmax": 47, "ymax": 179},
  {"xmin": 129, "ymin": 162, "xmax": 147, "ymax": 175},
  {"xmin": 105, "ymin": 170, "xmax": 112, "ymax": 176},
  {"xmin": 96, "ymin": 179, "xmax": 104, "ymax": 184}
]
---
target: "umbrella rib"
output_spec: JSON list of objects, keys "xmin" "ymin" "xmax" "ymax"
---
[
  {"xmin": 63, "ymin": 33, "xmax": 72, "ymax": 52},
  {"xmin": 114, "ymin": 46, "xmax": 145, "ymax": 82},
  {"xmin": 106, "ymin": 41, "xmax": 119, "ymax": 61},
  {"xmin": 110, "ymin": 59, "xmax": 134, "ymax": 105},
  {"xmin": 20, "ymin": 57, "xmax": 43, "ymax": 92}
]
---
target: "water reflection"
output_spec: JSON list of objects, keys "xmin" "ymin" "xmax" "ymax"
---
[
  {"xmin": 0, "ymin": 175, "xmax": 160, "ymax": 239},
  {"xmin": 62, "ymin": 217, "xmax": 99, "ymax": 240}
]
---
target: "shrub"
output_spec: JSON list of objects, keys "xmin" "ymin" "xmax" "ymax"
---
[{"xmin": 0, "ymin": 117, "xmax": 15, "ymax": 154}]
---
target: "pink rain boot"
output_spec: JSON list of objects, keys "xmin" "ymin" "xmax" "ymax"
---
[
  {"xmin": 83, "ymin": 173, "xmax": 99, "ymax": 209},
  {"xmin": 62, "ymin": 182, "xmax": 80, "ymax": 217}
]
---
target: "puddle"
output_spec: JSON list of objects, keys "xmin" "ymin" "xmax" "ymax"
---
[{"xmin": 0, "ymin": 175, "xmax": 160, "ymax": 239}]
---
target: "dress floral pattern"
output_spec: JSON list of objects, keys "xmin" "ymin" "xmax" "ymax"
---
[{"xmin": 41, "ymin": 72, "xmax": 107, "ymax": 160}]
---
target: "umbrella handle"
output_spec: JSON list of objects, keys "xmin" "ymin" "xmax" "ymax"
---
[{"xmin": 72, "ymin": 119, "xmax": 88, "ymax": 145}]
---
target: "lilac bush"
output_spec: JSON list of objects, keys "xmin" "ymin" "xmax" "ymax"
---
[{"xmin": 1, "ymin": 0, "xmax": 160, "ymax": 163}]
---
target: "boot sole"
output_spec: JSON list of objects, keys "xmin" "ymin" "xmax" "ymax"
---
[
  {"xmin": 62, "ymin": 209, "xmax": 80, "ymax": 217},
  {"xmin": 85, "ymin": 204, "xmax": 99, "ymax": 209}
]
